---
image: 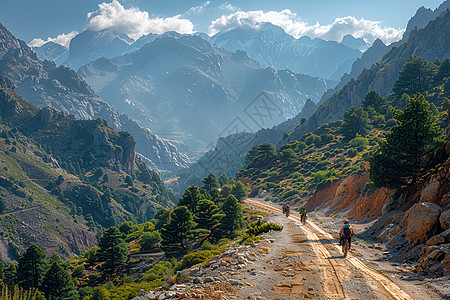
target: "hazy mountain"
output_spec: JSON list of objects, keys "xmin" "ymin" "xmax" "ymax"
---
[
  {"xmin": 65, "ymin": 29, "xmax": 134, "ymax": 71},
  {"xmin": 210, "ymin": 22, "xmax": 363, "ymax": 81},
  {"xmin": 174, "ymin": 99, "xmax": 318, "ymax": 192},
  {"xmin": 32, "ymin": 41, "xmax": 68, "ymax": 65},
  {"xmin": 341, "ymin": 34, "xmax": 369, "ymax": 52},
  {"xmin": 0, "ymin": 23, "xmax": 189, "ymax": 171},
  {"xmin": 284, "ymin": 10, "xmax": 450, "ymax": 145},
  {"xmin": 79, "ymin": 35, "xmax": 336, "ymax": 155}
]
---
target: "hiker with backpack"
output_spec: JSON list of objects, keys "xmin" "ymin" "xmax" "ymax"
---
[{"xmin": 339, "ymin": 220, "xmax": 355, "ymax": 250}]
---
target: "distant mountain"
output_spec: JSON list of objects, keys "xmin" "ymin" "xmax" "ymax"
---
[
  {"xmin": 0, "ymin": 75, "xmax": 173, "ymax": 261},
  {"xmin": 0, "ymin": 23, "xmax": 188, "ymax": 171},
  {"xmin": 284, "ymin": 10, "xmax": 450, "ymax": 145},
  {"xmin": 341, "ymin": 34, "xmax": 369, "ymax": 52},
  {"xmin": 317, "ymin": 0, "xmax": 449, "ymax": 106},
  {"xmin": 209, "ymin": 22, "xmax": 363, "ymax": 81},
  {"xmin": 174, "ymin": 99, "xmax": 318, "ymax": 193},
  {"xmin": 78, "ymin": 34, "xmax": 336, "ymax": 155},
  {"xmin": 404, "ymin": 0, "xmax": 450, "ymax": 39},
  {"xmin": 65, "ymin": 29, "xmax": 134, "ymax": 71},
  {"xmin": 32, "ymin": 41, "xmax": 68, "ymax": 65}
]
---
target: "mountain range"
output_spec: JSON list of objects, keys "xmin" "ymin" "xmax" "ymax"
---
[
  {"xmin": 209, "ymin": 23, "xmax": 364, "ymax": 81},
  {"xmin": 0, "ymin": 23, "xmax": 189, "ymax": 171},
  {"xmin": 34, "ymin": 23, "xmax": 365, "ymax": 82},
  {"xmin": 284, "ymin": 10, "xmax": 450, "ymax": 145},
  {"xmin": 78, "ymin": 34, "xmax": 336, "ymax": 155}
]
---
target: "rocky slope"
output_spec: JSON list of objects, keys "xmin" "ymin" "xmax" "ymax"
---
[
  {"xmin": 0, "ymin": 75, "xmax": 174, "ymax": 261},
  {"xmin": 210, "ymin": 23, "xmax": 363, "ymax": 81},
  {"xmin": 79, "ymin": 35, "xmax": 335, "ymax": 154},
  {"xmin": 0, "ymin": 23, "xmax": 188, "ymax": 171},
  {"xmin": 284, "ymin": 11, "xmax": 450, "ymax": 145}
]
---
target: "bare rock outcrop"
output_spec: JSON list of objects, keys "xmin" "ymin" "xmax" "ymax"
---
[{"xmin": 401, "ymin": 203, "xmax": 443, "ymax": 244}]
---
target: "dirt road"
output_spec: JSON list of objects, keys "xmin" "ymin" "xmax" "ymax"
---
[{"xmin": 242, "ymin": 198, "xmax": 442, "ymax": 300}]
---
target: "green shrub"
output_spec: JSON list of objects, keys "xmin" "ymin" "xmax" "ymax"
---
[
  {"xmin": 177, "ymin": 250, "xmax": 219, "ymax": 270},
  {"xmin": 246, "ymin": 220, "xmax": 283, "ymax": 236}
]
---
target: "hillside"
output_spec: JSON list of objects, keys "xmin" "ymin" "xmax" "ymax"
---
[
  {"xmin": 0, "ymin": 75, "xmax": 174, "ymax": 261},
  {"xmin": 284, "ymin": 11, "xmax": 450, "ymax": 145},
  {"xmin": 79, "ymin": 35, "xmax": 336, "ymax": 154},
  {"xmin": 0, "ymin": 23, "xmax": 188, "ymax": 171}
]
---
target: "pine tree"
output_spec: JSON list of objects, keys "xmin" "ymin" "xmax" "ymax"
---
[
  {"xmin": 3, "ymin": 263, "xmax": 17, "ymax": 288},
  {"xmin": 161, "ymin": 206, "xmax": 194, "ymax": 251},
  {"xmin": 280, "ymin": 148, "xmax": 299, "ymax": 164},
  {"xmin": 362, "ymin": 90, "xmax": 386, "ymax": 113},
  {"xmin": 41, "ymin": 262, "xmax": 77, "ymax": 300},
  {"xmin": 393, "ymin": 56, "xmax": 437, "ymax": 97},
  {"xmin": 195, "ymin": 199, "xmax": 223, "ymax": 241},
  {"xmin": 370, "ymin": 94, "xmax": 445, "ymax": 188},
  {"xmin": 218, "ymin": 195, "xmax": 244, "ymax": 238},
  {"xmin": 342, "ymin": 106, "xmax": 371, "ymax": 139},
  {"xmin": 97, "ymin": 226, "xmax": 129, "ymax": 276},
  {"xmin": 17, "ymin": 244, "xmax": 47, "ymax": 289},
  {"xmin": 178, "ymin": 185, "xmax": 205, "ymax": 214},
  {"xmin": 201, "ymin": 173, "xmax": 219, "ymax": 191},
  {"xmin": 231, "ymin": 181, "xmax": 248, "ymax": 201},
  {"xmin": 218, "ymin": 174, "xmax": 229, "ymax": 187}
]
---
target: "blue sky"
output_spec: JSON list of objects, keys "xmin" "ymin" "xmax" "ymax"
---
[{"xmin": 0, "ymin": 0, "xmax": 445, "ymax": 46}]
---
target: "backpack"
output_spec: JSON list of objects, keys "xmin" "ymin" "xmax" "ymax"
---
[{"xmin": 342, "ymin": 224, "xmax": 352, "ymax": 237}]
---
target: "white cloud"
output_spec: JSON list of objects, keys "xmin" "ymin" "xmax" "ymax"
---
[
  {"xmin": 219, "ymin": 2, "xmax": 238, "ymax": 12},
  {"xmin": 185, "ymin": 1, "xmax": 211, "ymax": 15},
  {"xmin": 29, "ymin": 31, "xmax": 79, "ymax": 48},
  {"xmin": 209, "ymin": 10, "xmax": 405, "ymax": 45},
  {"xmin": 86, "ymin": 0, "xmax": 194, "ymax": 40}
]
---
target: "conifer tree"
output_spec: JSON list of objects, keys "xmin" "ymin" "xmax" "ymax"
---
[
  {"xmin": 370, "ymin": 94, "xmax": 445, "ymax": 188},
  {"xmin": 231, "ymin": 181, "xmax": 248, "ymax": 201},
  {"xmin": 97, "ymin": 226, "xmax": 129, "ymax": 275},
  {"xmin": 342, "ymin": 106, "xmax": 370, "ymax": 139},
  {"xmin": 3, "ymin": 263, "xmax": 17, "ymax": 288},
  {"xmin": 41, "ymin": 262, "xmax": 77, "ymax": 300},
  {"xmin": 201, "ymin": 173, "xmax": 219, "ymax": 191},
  {"xmin": 362, "ymin": 90, "xmax": 386, "ymax": 113},
  {"xmin": 218, "ymin": 174, "xmax": 229, "ymax": 187},
  {"xmin": 161, "ymin": 206, "xmax": 195, "ymax": 251},
  {"xmin": 178, "ymin": 185, "xmax": 204, "ymax": 214},
  {"xmin": 218, "ymin": 195, "xmax": 244, "ymax": 238},
  {"xmin": 393, "ymin": 56, "xmax": 437, "ymax": 97},
  {"xmin": 17, "ymin": 244, "xmax": 47, "ymax": 289},
  {"xmin": 195, "ymin": 199, "xmax": 223, "ymax": 241}
]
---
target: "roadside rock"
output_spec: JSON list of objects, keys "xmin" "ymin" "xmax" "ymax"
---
[
  {"xmin": 440, "ymin": 209, "xmax": 450, "ymax": 231},
  {"xmin": 401, "ymin": 203, "xmax": 443, "ymax": 244}
]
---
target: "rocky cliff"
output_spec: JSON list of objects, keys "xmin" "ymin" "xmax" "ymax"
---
[{"xmin": 0, "ymin": 23, "xmax": 188, "ymax": 171}]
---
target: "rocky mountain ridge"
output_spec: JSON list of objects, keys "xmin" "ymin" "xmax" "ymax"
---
[
  {"xmin": 79, "ymin": 34, "xmax": 335, "ymax": 154},
  {"xmin": 209, "ymin": 22, "xmax": 363, "ymax": 81},
  {"xmin": 0, "ymin": 75, "xmax": 174, "ymax": 261},
  {"xmin": 283, "ymin": 11, "xmax": 450, "ymax": 145},
  {"xmin": 0, "ymin": 23, "xmax": 188, "ymax": 171}
]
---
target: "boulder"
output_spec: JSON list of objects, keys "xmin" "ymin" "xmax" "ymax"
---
[
  {"xmin": 440, "ymin": 209, "xmax": 450, "ymax": 231},
  {"xmin": 420, "ymin": 180, "xmax": 439, "ymax": 202},
  {"xmin": 426, "ymin": 234, "xmax": 446, "ymax": 246},
  {"xmin": 401, "ymin": 203, "xmax": 443, "ymax": 244}
]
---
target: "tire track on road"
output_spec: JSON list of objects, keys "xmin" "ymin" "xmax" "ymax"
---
[{"xmin": 246, "ymin": 199, "xmax": 413, "ymax": 300}]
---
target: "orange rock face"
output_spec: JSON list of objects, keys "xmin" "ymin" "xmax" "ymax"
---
[{"xmin": 306, "ymin": 174, "xmax": 394, "ymax": 221}]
